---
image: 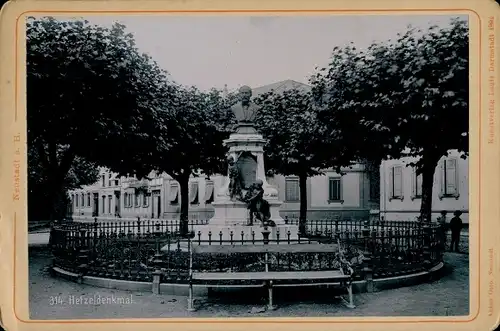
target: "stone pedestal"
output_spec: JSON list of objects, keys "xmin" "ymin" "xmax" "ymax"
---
[
  {"xmin": 211, "ymin": 130, "xmax": 284, "ymax": 225},
  {"xmin": 210, "ymin": 200, "xmax": 284, "ymax": 226}
]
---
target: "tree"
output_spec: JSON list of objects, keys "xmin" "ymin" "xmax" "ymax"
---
[
  {"xmin": 152, "ymin": 87, "xmax": 235, "ymax": 235},
  {"xmin": 255, "ymin": 89, "xmax": 356, "ymax": 229},
  {"xmin": 27, "ymin": 17, "xmax": 172, "ymax": 219},
  {"xmin": 312, "ymin": 17, "xmax": 468, "ymax": 222}
]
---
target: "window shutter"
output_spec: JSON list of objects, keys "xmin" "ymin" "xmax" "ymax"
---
[
  {"xmin": 328, "ymin": 179, "xmax": 333, "ymax": 200},
  {"xmin": 337, "ymin": 178, "xmax": 342, "ymax": 201},
  {"xmin": 393, "ymin": 166, "xmax": 403, "ymax": 197},
  {"xmin": 446, "ymin": 159, "xmax": 457, "ymax": 195},
  {"xmin": 190, "ymin": 182, "xmax": 199, "ymax": 203},
  {"xmin": 389, "ymin": 167, "xmax": 394, "ymax": 199},
  {"xmin": 411, "ymin": 167, "xmax": 416, "ymax": 198},
  {"xmin": 204, "ymin": 182, "xmax": 214, "ymax": 203},
  {"xmin": 439, "ymin": 160, "xmax": 445, "ymax": 198},
  {"xmin": 416, "ymin": 172, "xmax": 423, "ymax": 197},
  {"xmin": 169, "ymin": 184, "xmax": 179, "ymax": 203},
  {"xmin": 286, "ymin": 178, "xmax": 299, "ymax": 201}
]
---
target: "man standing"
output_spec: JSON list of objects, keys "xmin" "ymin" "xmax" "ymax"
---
[{"xmin": 449, "ymin": 210, "xmax": 463, "ymax": 253}]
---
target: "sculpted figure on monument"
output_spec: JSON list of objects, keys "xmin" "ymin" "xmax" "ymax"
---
[
  {"xmin": 227, "ymin": 156, "xmax": 242, "ymax": 201},
  {"xmin": 231, "ymin": 85, "xmax": 261, "ymax": 133},
  {"xmin": 243, "ymin": 179, "xmax": 274, "ymax": 227}
]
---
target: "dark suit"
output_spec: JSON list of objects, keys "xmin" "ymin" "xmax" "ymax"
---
[{"xmin": 231, "ymin": 102, "xmax": 260, "ymax": 123}]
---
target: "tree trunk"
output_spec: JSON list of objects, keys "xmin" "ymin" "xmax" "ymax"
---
[
  {"xmin": 298, "ymin": 172, "xmax": 308, "ymax": 235},
  {"xmin": 419, "ymin": 158, "xmax": 439, "ymax": 223},
  {"xmin": 45, "ymin": 147, "xmax": 75, "ymax": 221},
  {"xmin": 176, "ymin": 171, "xmax": 191, "ymax": 236}
]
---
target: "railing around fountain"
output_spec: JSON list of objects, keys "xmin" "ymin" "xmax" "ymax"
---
[{"xmin": 49, "ymin": 218, "xmax": 445, "ymax": 286}]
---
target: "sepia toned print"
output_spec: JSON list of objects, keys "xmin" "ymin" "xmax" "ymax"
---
[
  {"xmin": 26, "ymin": 12, "xmax": 470, "ymax": 318},
  {"xmin": 0, "ymin": 1, "xmax": 498, "ymax": 331}
]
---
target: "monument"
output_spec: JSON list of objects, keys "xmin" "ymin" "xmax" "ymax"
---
[{"xmin": 195, "ymin": 85, "xmax": 299, "ymax": 242}]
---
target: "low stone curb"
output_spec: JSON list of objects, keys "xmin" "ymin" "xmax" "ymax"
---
[{"xmin": 51, "ymin": 261, "xmax": 446, "ymax": 298}]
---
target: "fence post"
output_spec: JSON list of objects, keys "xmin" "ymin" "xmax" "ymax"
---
[
  {"xmin": 262, "ymin": 226, "xmax": 271, "ymax": 245},
  {"xmin": 438, "ymin": 223, "xmax": 446, "ymax": 261},
  {"xmin": 137, "ymin": 217, "xmax": 141, "ymax": 237},
  {"xmin": 152, "ymin": 229, "xmax": 163, "ymax": 294},
  {"xmin": 298, "ymin": 218, "xmax": 306, "ymax": 236},
  {"xmin": 77, "ymin": 228, "xmax": 89, "ymax": 283},
  {"xmin": 362, "ymin": 220, "xmax": 374, "ymax": 292},
  {"xmin": 422, "ymin": 224, "xmax": 432, "ymax": 269},
  {"xmin": 49, "ymin": 223, "xmax": 59, "ymax": 268}
]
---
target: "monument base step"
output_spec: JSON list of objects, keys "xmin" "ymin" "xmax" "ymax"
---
[{"xmin": 210, "ymin": 200, "xmax": 285, "ymax": 226}]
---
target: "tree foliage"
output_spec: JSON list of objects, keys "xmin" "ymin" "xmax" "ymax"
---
[
  {"xmin": 312, "ymin": 17, "xmax": 468, "ymax": 221},
  {"xmin": 27, "ymin": 17, "xmax": 173, "ymax": 220},
  {"xmin": 151, "ymin": 86, "xmax": 235, "ymax": 230}
]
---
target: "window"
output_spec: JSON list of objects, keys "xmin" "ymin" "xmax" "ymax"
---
[
  {"xmin": 75, "ymin": 194, "xmax": 79, "ymax": 207},
  {"xmin": 87, "ymin": 193, "xmax": 91, "ymax": 206},
  {"xmin": 285, "ymin": 177, "xmax": 300, "ymax": 202},
  {"xmin": 102, "ymin": 196, "xmax": 105, "ymax": 213},
  {"xmin": 80, "ymin": 194, "xmax": 84, "ymax": 207},
  {"xmin": 190, "ymin": 182, "xmax": 199, "ymax": 204},
  {"xmin": 169, "ymin": 183, "xmax": 179, "ymax": 205},
  {"xmin": 328, "ymin": 177, "xmax": 342, "ymax": 202},
  {"xmin": 134, "ymin": 193, "xmax": 140, "ymax": 207},
  {"xmin": 142, "ymin": 193, "xmax": 148, "ymax": 207},
  {"xmin": 108, "ymin": 195, "xmax": 112, "ymax": 214},
  {"xmin": 411, "ymin": 167, "xmax": 423, "ymax": 200},
  {"xmin": 389, "ymin": 165, "xmax": 404, "ymax": 200},
  {"xmin": 204, "ymin": 182, "xmax": 214, "ymax": 204},
  {"xmin": 102, "ymin": 174, "xmax": 106, "ymax": 187},
  {"xmin": 124, "ymin": 192, "xmax": 133, "ymax": 208},
  {"xmin": 439, "ymin": 158, "xmax": 459, "ymax": 199},
  {"xmin": 108, "ymin": 177, "xmax": 112, "ymax": 187},
  {"xmin": 115, "ymin": 179, "xmax": 120, "ymax": 186}
]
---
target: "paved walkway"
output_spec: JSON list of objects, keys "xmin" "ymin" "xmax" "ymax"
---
[
  {"xmin": 28, "ymin": 232, "xmax": 50, "ymax": 246},
  {"xmin": 28, "ymin": 247, "xmax": 469, "ymax": 319}
]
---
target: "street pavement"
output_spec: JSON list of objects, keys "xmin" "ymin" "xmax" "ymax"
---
[{"xmin": 28, "ymin": 247, "xmax": 469, "ymax": 319}]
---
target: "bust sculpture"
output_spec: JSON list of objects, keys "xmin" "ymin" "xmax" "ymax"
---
[{"xmin": 231, "ymin": 85, "xmax": 261, "ymax": 133}]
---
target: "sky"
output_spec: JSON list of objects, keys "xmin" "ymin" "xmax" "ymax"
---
[{"xmin": 60, "ymin": 14, "xmax": 467, "ymax": 91}]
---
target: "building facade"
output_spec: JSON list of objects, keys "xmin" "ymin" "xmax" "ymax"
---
[
  {"xmin": 379, "ymin": 150, "xmax": 469, "ymax": 223},
  {"xmin": 68, "ymin": 164, "xmax": 377, "ymax": 221}
]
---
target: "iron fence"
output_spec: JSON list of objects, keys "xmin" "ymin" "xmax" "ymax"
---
[{"xmin": 50, "ymin": 219, "xmax": 445, "ymax": 285}]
